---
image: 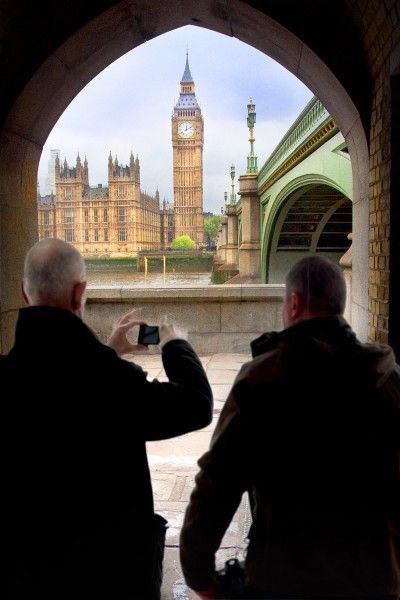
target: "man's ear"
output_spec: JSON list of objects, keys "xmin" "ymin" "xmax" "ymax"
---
[
  {"xmin": 290, "ymin": 291, "xmax": 305, "ymax": 321},
  {"xmin": 72, "ymin": 280, "xmax": 87, "ymax": 313},
  {"xmin": 21, "ymin": 280, "xmax": 30, "ymax": 305}
]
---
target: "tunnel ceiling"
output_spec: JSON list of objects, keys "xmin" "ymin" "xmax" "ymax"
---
[{"xmin": 277, "ymin": 184, "xmax": 352, "ymax": 252}]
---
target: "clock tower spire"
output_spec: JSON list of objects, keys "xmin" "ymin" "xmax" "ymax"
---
[{"xmin": 172, "ymin": 53, "xmax": 204, "ymax": 245}]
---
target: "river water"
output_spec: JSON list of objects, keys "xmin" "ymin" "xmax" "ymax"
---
[{"xmin": 86, "ymin": 271, "xmax": 211, "ymax": 288}]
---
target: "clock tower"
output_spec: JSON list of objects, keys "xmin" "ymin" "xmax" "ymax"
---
[{"xmin": 172, "ymin": 53, "xmax": 204, "ymax": 245}]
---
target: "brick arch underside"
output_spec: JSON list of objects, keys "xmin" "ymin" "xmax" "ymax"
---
[{"xmin": 0, "ymin": 0, "xmax": 370, "ymax": 350}]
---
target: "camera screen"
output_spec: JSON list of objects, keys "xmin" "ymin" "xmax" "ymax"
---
[{"xmin": 138, "ymin": 325, "xmax": 160, "ymax": 345}]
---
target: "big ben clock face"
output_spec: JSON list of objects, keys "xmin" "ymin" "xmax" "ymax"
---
[{"xmin": 178, "ymin": 122, "xmax": 194, "ymax": 138}]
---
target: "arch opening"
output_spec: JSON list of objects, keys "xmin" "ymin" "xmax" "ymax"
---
[{"xmin": 0, "ymin": 0, "xmax": 369, "ymax": 350}]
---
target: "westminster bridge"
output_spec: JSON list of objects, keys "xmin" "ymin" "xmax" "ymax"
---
[{"xmin": 216, "ymin": 96, "xmax": 353, "ymax": 288}]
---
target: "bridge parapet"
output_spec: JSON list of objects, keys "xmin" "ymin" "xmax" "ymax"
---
[
  {"xmin": 258, "ymin": 97, "xmax": 330, "ymax": 187},
  {"xmin": 85, "ymin": 285, "xmax": 285, "ymax": 354}
]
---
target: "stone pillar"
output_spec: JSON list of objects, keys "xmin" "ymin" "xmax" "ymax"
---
[
  {"xmin": 0, "ymin": 130, "xmax": 41, "ymax": 352},
  {"xmin": 219, "ymin": 216, "xmax": 228, "ymax": 265},
  {"xmin": 225, "ymin": 203, "xmax": 238, "ymax": 267},
  {"xmin": 214, "ymin": 225, "xmax": 224, "ymax": 265},
  {"xmin": 339, "ymin": 233, "xmax": 352, "ymax": 325},
  {"xmin": 238, "ymin": 173, "xmax": 260, "ymax": 280}
]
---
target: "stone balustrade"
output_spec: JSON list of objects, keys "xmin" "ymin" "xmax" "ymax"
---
[{"xmin": 85, "ymin": 284, "xmax": 285, "ymax": 355}]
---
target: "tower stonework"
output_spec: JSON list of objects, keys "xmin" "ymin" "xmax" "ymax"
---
[{"xmin": 172, "ymin": 54, "xmax": 204, "ymax": 245}]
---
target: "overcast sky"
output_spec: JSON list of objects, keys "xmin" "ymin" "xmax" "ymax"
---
[{"xmin": 38, "ymin": 25, "xmax": 313, "ymax": 214}]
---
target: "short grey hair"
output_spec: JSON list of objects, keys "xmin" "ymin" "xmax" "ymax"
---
[
  {"xmin": 23, "ymin": 238, "xmax": 85, "ymax": 304},
  {"xmin": 285, "ymin": 256, "xmax": 346, "ymax": 315}
]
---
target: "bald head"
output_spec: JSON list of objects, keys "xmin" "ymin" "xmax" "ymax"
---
[
  {"xmin": 283, "ymin": 256, "xmax": 346, "ymax": 328},
  {"xmin": 23, "ymin": 239, "xmax": 86, "ymax": 313}
]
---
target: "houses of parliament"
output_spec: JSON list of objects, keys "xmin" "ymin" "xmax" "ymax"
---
[{"xmin": 37, "ymin": 55, "xmax": 204, "ymax": 255}]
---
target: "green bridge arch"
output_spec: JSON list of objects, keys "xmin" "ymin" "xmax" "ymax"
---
[{"xmin": 257, "ymin": 110, "xmax": 352, "ymax": 283}]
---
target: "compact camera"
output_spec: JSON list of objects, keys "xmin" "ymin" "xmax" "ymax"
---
[
  {"xmin": 215, "ymin": 558, "xmax": 245, "ymax": 598},
  {"xmin": 138, "ymin": 324, "xmax": 160, "ymax": 345}
]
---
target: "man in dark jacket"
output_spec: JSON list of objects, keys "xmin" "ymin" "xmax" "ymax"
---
[
  {"xmin": 3, "ymin": 238, "xmax": 213, "ymax": 599},
  {"xmin": 180, "ymin": 256, "xmax": 400, "ymax": 599}
]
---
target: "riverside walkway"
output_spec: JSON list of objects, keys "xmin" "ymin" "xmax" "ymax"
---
[{"xmin": 131, "ymin": 352, "xmax": 252, "ymax": 600}]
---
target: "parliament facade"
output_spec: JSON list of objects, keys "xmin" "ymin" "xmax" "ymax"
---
[{"xmin": 37, "ymin": 55, "xmax": 203, "ymax": 256}]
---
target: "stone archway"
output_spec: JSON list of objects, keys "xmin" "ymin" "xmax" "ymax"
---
[{"xmin": 0, "ymin": 0, "xmax": 369, "ymax": 350}]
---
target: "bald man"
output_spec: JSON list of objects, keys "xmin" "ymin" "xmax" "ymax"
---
[{"xmin": 3, "ymin": 238, "xmax": 212, "ymax": 600}]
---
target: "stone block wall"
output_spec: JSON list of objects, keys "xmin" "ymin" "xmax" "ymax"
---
[
  {"xmin": 85, "ymin": 285, "xmax": 285, "ymax": 355},
  {"xmin": 356, "ymin": 0, "xmax": 400, "ymax": 343}
]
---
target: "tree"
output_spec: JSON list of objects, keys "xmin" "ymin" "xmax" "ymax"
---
[
  {"xmin": 171, "ymin": 235, "xmax": 196, "ymax": 249},
  {"xmin": 204, "ymin": 215, "xmax": 222, "ymax": 248}
]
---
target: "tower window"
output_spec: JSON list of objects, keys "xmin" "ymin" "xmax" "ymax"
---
[
  {"xmin": 117, "ymin": 185, "xmax": 127, "ymax": 199},
  {"xmin": 64, "ymin": 187, "xmax": 72, "ymax": 199},
  {"xmin": 84, "ymin": 209, "xmax": 89, "ymax": 223},
  {"xmin": 94, "ymin": 208, "xmax": 98, "ymax": 223},
  {"xmin": 64, "ymin": 229, "xmax": 74, "ymax": 242},
  {"xmin": 118, "ymin": 207, "xmax": 127, "ymax": 223},
  {"xmin": 43, "ymin": 212, "xmax": 50, "ymax": 225},
  {"xmin": 103, "ymin": 208, "xmax": 108, "ymax": 223},
  {"xmin": 118, "ymin": 228, "xmax": 127, "ymax": 242},
  {"xmin": 64, "ymin": 208, "xmax": 74, "ymax": 224}
]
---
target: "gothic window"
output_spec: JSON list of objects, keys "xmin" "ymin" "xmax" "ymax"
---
[
  {"xmin": 103, "ymin": 208, "xmax": 108, "ymax": 223},
  {"xmin": 84, "ymin": 209, "xmax": 89, "ymax": 223},
  {"xmin": 94, "ymin": 229, "xmax": 99, "ymax": 242},
  {"xmin": 118, "ymin": 207, "xmax": 127, "ymax": 222},
  {"xmin": 117, "ymin": 185, "xmax": 127, "ymax": 199},
  {"xmin": 43, "ymin": 212, "xmax": 50, "ymax": 225},
  {"xmin": 84, "ymin": 229, "xmax": 89, "ymax": 242},
  {"xmin": 65, "ymin": 229, "xmax": 74, "ymax": 242},
  {"xmin": 94, "ymin": 208, "xmax": 98, "ymax": 223},
  {"xmin": 118, "ymin": 228, "xmax": 128, "ymax": 242},
  {"xmin": 43, "ymin": 230, "xmax": 50, "ymax": 239},
  {"xmin": 64, "ymin": 187, "xmax": 72, "ymax": 199},
  {"xmin": 64, "ymin": 208, "xmax": 74, "ymax": 224},
  {"xmin": 104, "ymin": 229, "xmax": 109, "ymax": 242}
]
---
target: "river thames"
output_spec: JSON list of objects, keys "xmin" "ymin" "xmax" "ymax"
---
[{"xmin": 86, "ymin": 270, "xmax": 211, "ymax": 288}]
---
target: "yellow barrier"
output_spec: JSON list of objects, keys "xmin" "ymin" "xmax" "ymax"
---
[{"xmin": 163, "ymin": 255, "xmax": 166, "ymax": 285}]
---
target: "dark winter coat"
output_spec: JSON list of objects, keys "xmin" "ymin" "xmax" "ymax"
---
[
  {"xmin": 180, "ymin": 316, "xmax": 400, "ymax": 598},
  {"xmin": 3, "ymin": 306, "xmax": 212, "ymax": 599}
]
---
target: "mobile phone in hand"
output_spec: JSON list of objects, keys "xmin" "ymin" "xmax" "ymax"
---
[{"xmin": 138, "ymin": 324, "xmax": 160, "ymax": 345}]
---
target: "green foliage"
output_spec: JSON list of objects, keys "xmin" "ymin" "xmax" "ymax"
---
[
  {"xmin": 211, "ymin": 270, "xmax": 228, "ymax": 284},
  {"xmin": 171, "ymin": 235, "xmax": 196, "ymax": 249},
  {"xmin": 204, "ymin": 215, "xmax": 222, "ymax": 247}
]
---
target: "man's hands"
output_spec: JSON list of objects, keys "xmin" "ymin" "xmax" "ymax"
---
[
  {"xmin": 107, "ymin": 310, "xmax": 188, "ymax": 355},
  {"xmin": 159, "ymin": 315, "xmax": 188, "ymax": 348},
  {"xmin": 107, "ymin": 308, "xmax": 148, "ymax": 356}
]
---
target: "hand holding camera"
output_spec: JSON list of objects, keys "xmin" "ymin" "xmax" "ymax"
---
[
  {"xmin": 159, "ymin": 316, "xmax": 188, "ymax": 348},
  {"xmin": 107, "ymin": 308, "xmax": 149, "ymax": 356},
  {"xmin": 138, "ymin": 316, "xmax": 188, "ymax": 348}
]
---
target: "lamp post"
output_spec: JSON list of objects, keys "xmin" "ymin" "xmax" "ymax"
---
[
  {"xmin": 230, "ymin": 164, "xmax": 236, "ymax": 203},
  {"xmin": 246, "ymin": 98, "xmax": 258, "ymax": 174}
]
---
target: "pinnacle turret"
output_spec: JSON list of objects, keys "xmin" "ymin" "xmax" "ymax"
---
[{"xmin": 181, "ymin": 52, "xmax": 193, "ymax": 83}]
